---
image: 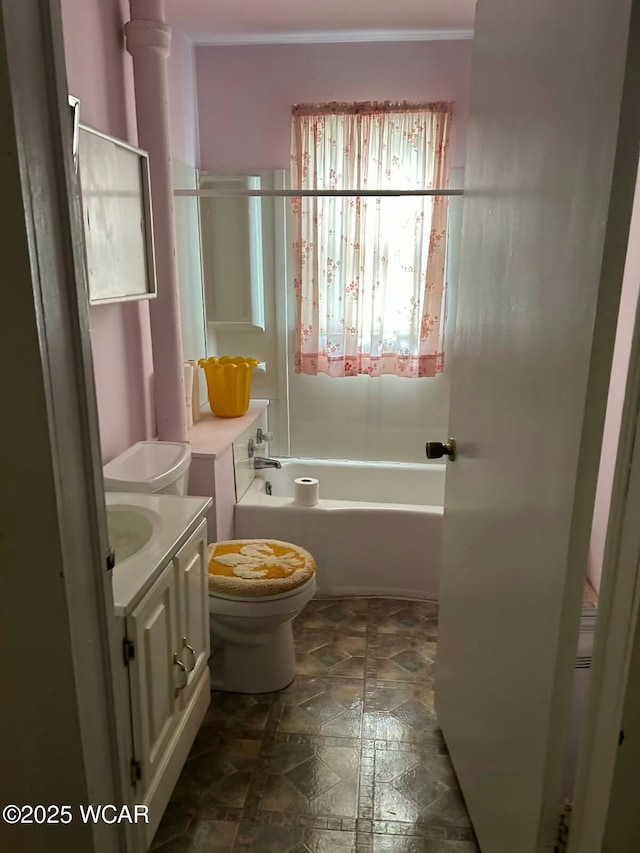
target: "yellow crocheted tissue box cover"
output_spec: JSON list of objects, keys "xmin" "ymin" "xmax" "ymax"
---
[{"xmin": 207, "ymin": 539, "xmax": 316, "ymax": 597}]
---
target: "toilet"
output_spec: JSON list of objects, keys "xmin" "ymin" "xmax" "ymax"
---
[
  {"xmin": 103, "ymin": 441, "xmax": 316, "ymax": 694},
  {"xmin": 207, "ymin": 539, "xmax": 316, "ymax": 693}
]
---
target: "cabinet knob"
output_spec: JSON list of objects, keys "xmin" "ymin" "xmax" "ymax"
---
[
  {"xmin": 182, "ymin": 638, "xmax": 196, "ymax": 672},
  {"xmin": 425, "ymin": 438, "xmax": 457, "ymax": 461},
  {"xmin": 173, "ymin": 653, "xmax": 188, "ymax": 697}
]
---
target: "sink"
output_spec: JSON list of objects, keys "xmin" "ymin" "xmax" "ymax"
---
[
  {"xmin": 107, "ymin": 504, "xmax": 162, "ymax": 565},
  {"xmin": 105, "ymin": 491, "xmax": 212, "ymax": 615}
]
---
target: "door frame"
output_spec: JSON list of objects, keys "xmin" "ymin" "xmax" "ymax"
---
[
  {"xmin": 1, "ymin": 1, "xmax": 130, "ymax": 850},
  {"xmin": 566, "ymin": 1, "xmax": 640, "ymax": 843},
  {"xmin": 569, "ymin": 209, "xmax": 640, "ymax": 849}
]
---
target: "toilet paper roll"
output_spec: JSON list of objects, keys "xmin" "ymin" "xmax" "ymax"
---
[{"xmin": 294, "ymin": 477, "xmax": 320, "ymax": 507}]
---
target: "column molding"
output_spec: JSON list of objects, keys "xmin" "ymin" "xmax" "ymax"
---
[{"xmin": 126, "ymin": 0, "xmax": 188, "ymax": 442}]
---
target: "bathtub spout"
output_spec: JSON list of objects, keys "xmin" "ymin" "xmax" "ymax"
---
[{"xmin": 254, "ymin": 456, "xmax": 282, "ymax": 470}]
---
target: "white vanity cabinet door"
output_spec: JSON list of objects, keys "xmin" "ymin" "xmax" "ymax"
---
[
  {"xmin": 126, "ymin": 561, "xmax": 180, "ymax": 790},
  {"xmin": 174, "ymin": 519, "xmax": 210, "ymax": 707}
]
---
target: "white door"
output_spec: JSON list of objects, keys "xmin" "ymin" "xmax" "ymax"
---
[
  {"xmin": 175, "ymin": 519, "xmax": 210, "ymax": 705},
  {"xmin": 434, "ymin": 1, "xmax": 640, "ymax": 851},
  {"xmin": 127, "ymin": 563, "xmax": 181, "ymax": 790}
]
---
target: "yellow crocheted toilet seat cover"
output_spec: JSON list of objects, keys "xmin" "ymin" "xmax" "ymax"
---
[{"xmin": 207, "ymin": 539, "xmax": 316, "ymax": 597}]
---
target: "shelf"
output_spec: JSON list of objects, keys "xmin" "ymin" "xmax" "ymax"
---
[{"xmin": 187, "ymin": 399, "xmax": 269, "ymax": 459}]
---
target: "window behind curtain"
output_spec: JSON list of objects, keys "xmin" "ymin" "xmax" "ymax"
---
[{"xmin": 290, "ymin": 101, "xmax": 452, "ymax": 378}]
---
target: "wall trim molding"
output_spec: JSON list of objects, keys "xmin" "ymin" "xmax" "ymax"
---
[{"xmin": 186, "ymin": 28, "xmax": 474, "ymax": 46}]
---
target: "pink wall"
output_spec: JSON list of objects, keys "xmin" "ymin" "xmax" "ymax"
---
[
  {"xmin": 168, "ymin": 27, "xmax": 199, "ymax": 166},
  {"xmin": 60, "ymin": 0, "xmax": 155, "ymax": 462},
  {"xmin": 195, "ymin": 40, "xmax": 473, "ymax": 171}
]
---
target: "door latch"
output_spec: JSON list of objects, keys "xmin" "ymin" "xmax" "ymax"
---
[{"xmin": 105, "ymin": 545, "xmax": 116, "ymax": 571}]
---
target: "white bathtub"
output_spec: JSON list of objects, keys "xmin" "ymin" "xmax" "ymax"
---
[{"xmin": 234, "ymin": 458, "xmax": 445, "ymax": 599}]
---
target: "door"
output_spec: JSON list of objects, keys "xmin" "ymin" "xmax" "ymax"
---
[
  {"xmin": 175, "ymin": 519, "xmax": 210, "ymax": 705},
  {"xmin": 434, "ymin": 1, "xmax": 640, "ymax": 851},
  {"xmin": 0, "ymin": 3, "xmax": 128, "ymax": 852},
  {"xmin": 127, "ymin": 562, "xmax": 181, "ymax": 790}
]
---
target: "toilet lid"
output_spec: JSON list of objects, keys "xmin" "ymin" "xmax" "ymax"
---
[{"xmin": 207, "ymin": 539, "xmax": 316, "ymax": 598}]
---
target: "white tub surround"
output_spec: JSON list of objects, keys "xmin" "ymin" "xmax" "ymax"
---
[
  {"xmin": 235, "ymin": 459, "xmax": 445, "ymax": 599},
  {"xmin": 125, "ymin": 0, "xmax": 187, "ymax": 442},
  {"xmin": 233, "ymin": 407, "xmax": 270, "ymax": 501},
  {"xmin": 263, "ymin": 458, "xmax": 445, "ymax": 505},
  {"xmin": 187, "ymin": 400, "xmax": 268, "ymax": 540}
]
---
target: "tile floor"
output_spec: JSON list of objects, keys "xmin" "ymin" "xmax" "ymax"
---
[{"xmin": 150, "ymin": 598, "xmax": 479, "ymax": 852}]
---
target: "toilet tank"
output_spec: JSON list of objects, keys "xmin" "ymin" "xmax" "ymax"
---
[{"xmin": 103, "ymin": 441, "xmax": 191, "ymax": 495}]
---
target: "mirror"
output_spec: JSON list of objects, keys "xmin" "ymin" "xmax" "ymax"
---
[
  {"xmin": 199, "ymin": 172, "xmax": 265, "ymax": 331},
  {"xmin": 78, "ymin": 125, "xmax": 157, "ymax": 305}
]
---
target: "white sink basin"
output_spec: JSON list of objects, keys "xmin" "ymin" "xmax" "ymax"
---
[
  {"xmin": 105, "ymin": 492, "xmax": 212, "ymax": 615},
  {"xmin": 107, "ymin": 504, "xmax": 162, "ymax": 565}
]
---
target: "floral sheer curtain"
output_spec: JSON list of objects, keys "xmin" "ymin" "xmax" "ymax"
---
[{"xmin": 290, "ymin": 101, "xmax": 452, "ymax": 378}]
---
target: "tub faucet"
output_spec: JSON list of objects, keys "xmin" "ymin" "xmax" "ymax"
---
[{"xmin": 254, "ymin": 456, "xmax": 282, "ymax": 470}]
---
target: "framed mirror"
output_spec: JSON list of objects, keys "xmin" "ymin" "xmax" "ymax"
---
[
  {"xmin": 68, "ymin": 95, "xmax": 80, "ymax": 174},
  {"xmin": 199, "ymin": 172, "xmax": 265, "ymax": 331},
  {"xmin": 78, "ymin": 124, "xmax": 157, "ymax": 305}
]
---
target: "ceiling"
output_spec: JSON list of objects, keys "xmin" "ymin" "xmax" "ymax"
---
[{"xmin": 165, "ymin": 0, "xmax": 477, "ymax": 44}]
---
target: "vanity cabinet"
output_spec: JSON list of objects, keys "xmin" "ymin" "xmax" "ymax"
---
[
  {"xmin": 175, "ymin": 521, "xmax": 210, "ymax": 706},
  {"xmin": 127, "ymin": 561, "xmax": 180, "ymax": 793},
  {"xmin": 123, "ymin": 519, "xmax": 210, "ymax": 851}
]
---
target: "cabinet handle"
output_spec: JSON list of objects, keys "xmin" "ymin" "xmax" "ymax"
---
[
  {"xmin": 173, "ymin": 653, "xmax": 188, "ymax": 697},
  {"xmin": 183, "ymin": 638, "xmax": 197, "ymax": 672}
]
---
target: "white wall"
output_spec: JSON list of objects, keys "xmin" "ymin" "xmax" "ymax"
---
[{"xmin": 168, "ymin": 25, "xmax": 199, "ymax": 167}]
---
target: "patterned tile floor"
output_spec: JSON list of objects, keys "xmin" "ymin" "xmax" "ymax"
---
[{"xmin": 150, "ymin": 598, "xmax": 479, "ymax": 853}]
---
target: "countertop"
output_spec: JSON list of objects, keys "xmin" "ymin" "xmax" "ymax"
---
[
  {"xmin": 107, "ymin": 491, "xmax": 212, "ymax": 616},
  {"xmin": 187, "ymin": 399, "xmax": 269, "ymax": 459}
]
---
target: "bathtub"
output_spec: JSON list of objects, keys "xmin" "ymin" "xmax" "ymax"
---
[{"xmin": 234, "ymin": 458, "xmax": 445, "ymax": 599}]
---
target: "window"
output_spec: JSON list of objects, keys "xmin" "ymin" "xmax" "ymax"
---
[{"xmin": 290, "ymin": 100, "xmax": 452, "ymax": 378}]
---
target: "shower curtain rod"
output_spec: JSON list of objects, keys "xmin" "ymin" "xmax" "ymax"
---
[{"xmin": 174, "ymin": 188, "xmax": 464, "ymax": 198}]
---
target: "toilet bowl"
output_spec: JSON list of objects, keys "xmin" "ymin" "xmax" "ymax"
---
[
  {"xmin": 209, "ymin": 576, "xmax": 316, "ymax": 693},
  {"xmin": 207, "ymin": 538, "xmax": 317, "ymax": 693}
]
